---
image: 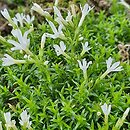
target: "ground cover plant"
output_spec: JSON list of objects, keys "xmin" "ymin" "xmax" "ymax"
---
[{"xmin": 0, "ymin": 0, "xmax": 130, "ymax": 130}]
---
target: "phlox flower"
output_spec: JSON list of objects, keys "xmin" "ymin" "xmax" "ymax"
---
[
  {"xmin": 54, "ymin": 6, "xmax": 73, "ymax": 26},
  {"xmin": 1, "ymin": 8, "xmax": 11, "ymax": 21},
  {"xmin": 101, "ymin": 103, "xmax": 111, "ymax": 116},
  {"xmin": 78, "ymin": 3, "xmax": 93, "ymax": 27},
  {"xmin": 77, "ymin": 58, "xmax": 92, "ymax": 74},
  {"xmin": 31, "ymin": 3, "xmax": 51, "ymax": 19},
  {"xmin": 4, "ymin": 112, "xmax": 16, "ymax": 129},
  {"xmin": 19, "ymin": 110, "xmax": 32, "ymax": 129},
  {"xmin": 24, "ymin": 15, "xmax": 35, "ymax": 25},
  {"xmin": 115, "ymin": 107, "xmax": 130, "ymax": 129},
  {"xmin": 99, "ymin": 57, "xmax": 123, "ymax": 79},
  {"xmin": 81, "ymin": 41, "xmax": 91, "ymax": 56},
  {"xmin": 53, "ymin": 41, "xmax": 66, "ymax": 56},
  {"xmin": 46, "ymin": 21, "xmax": 66, "ymax": 40},
  {"xmin": 106, "ymin": 57, "xmax": 123, "ymax": 73},
  {"xmin": 7, "ymin": 28, "xmax": 33, "ymax": 52},
  {"xmin": 13, "ymin": 13, "xmax": 25, "ymax": 27},
  {"xmin": 2, "ymin": 54, "xmax": 26, "ymax": 66},
  {"xmin": 1, "ymin": 8, "xmax": 16, "ymax": 27}
]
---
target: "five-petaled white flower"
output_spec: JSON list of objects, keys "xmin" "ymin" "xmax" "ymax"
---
[
  {"xmin": 101, "ymin": 103, "xmax": 111, "ymax": 116},
  {"xmin": 77, "ymin": 58, "xmax": 92, "ymax": 73},
  {"xmin": 82, "ymin": 42, "xmax": 91, "ymax": 52},
  {"xmin": 19, "ymin": 110, "xmax": 32, "ymax": 129},
  {"xmin": 81, "ymin": 41, "xmax": 91, "ymax": 56},
  {"xmin": 4, "ymin": 112, "xmax": 16, "ymax": 129},
  {"xmin": 13, "ymin": 13, "xmax": 25, "ymax": 27},
  {"xmin": 46, "ymin": 21, "xmax": 65, "ymax": 39},
  {"xmin": 24, "ymin": 15, "xmax": 35, "ymax": 25},
  {"xmin": 54, "ymin": 6, "xmax": 73, "ymax": 26},
  {"xmin": 2, "ymin": 54, "xmax": 26, "ymax": 66},
  {"xmin": 53, "ymin": 41, "xmax": 66, "ymax": 56},
  {"xmin": 31, "ymin": 3, "xmax": 51, "ymax": 18},
  {"xmin": 78, "ymin": 3, "xmax": 93, "ymax": 27},
  {"xmin": 106, "ymin": 57, "xmax": 123, "ymax": 73},
  {"xmin": 7, "ymin": 28, "xmax": 33, "ymax": 52},
  {"xmin": 1, "ymin": 8, "xmax": 11, "ymax": 21}
]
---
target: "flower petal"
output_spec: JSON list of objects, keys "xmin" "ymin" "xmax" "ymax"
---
[
  {"xmin": 60, "ymin": 41, "xmax": 66, "ymax": 51},
  {"xmin": 106, "ymin": 57, "xmax": 113, "ymax": 69}
]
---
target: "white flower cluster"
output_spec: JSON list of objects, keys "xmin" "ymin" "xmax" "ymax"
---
[
  {"xmin": 1, "ymin": 2, "xmax": 93, "ymax": 66},
  {"xmin": 0, "ymin": 2, "xmax": 123, "ymax": 79},
  {"xmin": 0, "ymin": 8, "xmax": 35, "ymax": 66},
  {"xmin": 0, "ymin": 110, "xmax": 32, "ymax": 130},
  {"xmin": 1, "ymin": 9, "xmax": 34, "ymax": 27}
]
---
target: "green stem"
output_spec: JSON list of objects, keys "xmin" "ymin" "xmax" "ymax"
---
[
  {"xmin": 83, "ymin": 71, "xmax": 88, "ymax": 83},
  {"xmin": 63, "ymin": 52, "xmax": 71, "ymax": 59},
  {"xmin": 25, "ymin": 49, "xmax": 34, "ymax": 57},
  {"xmin": 80, "ymin": 50, "xmax": 85, "ymax": 57},
  {"xmin": 91, "ymin": 70, "xmax": 109, "ymax": 90},
  {"xmin": 39, "ymin": 48, "xmax": 44, "ymax": 61},
  {"xmin": 34, "ymin": 56, "xmax": 51, "ymax": 84},
  {"xmin": 104, "ymin": 115, "xmax": 109, "ymax": 130}
]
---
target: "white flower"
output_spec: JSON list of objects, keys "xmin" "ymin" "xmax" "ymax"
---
[
  {"xmin": 31, "ymin": 3, "xmax": 51, "ymax": 18},
  {"xmin": 77, "ymin": 58, "xmax": 92, "ymax": 73},
  {"xmin": 106, "ymin": 57, "xmax": 123, "ymax": 73},
  {"xmin": 70, "ymin": 4, "xmax": 76, "ymax": 17},
  {"xmin": 41, "ymin": 33, "xmax": 46, "ymax": 49},
  {"xmin": 24, "ymin": 15, "xmax": 35, "ymax": 24},
  {"xmin": 53, "ymin": 41, "xmax": 66, "ymax": 56},
  {"xmin": 12, "ymin": 17, "xmax": 18, "ymax": 26},
  {"xmin": 115, "ymin": 107, "xmax": 130, "ymax": 128},
  {"xmin": 19, "ymin": 110, "xmax": 32, "ymax": 129},
  {"xmin": 101, "ymin": 103, "xmax": 111, "ymax": 116},
  {"xmin": 1, "ymin": 8, "xmax": 17, "ymax": 28},
  {"xmin": 1, "ymin": 8, "xmax": 11, "ymax": 21},
  {"xmin": 82, "ymin": 41, "xmax": 91, "ymax": 53},
  {"xmin": 53, "ymin": 6, "xmax": 63, "ymax": 20},
  {"xmin": 2, "ymin": 54, "xmax": 26, "ymax": 66},
  {"xmin": 66, "ymin": 11, "xmax": 72, "ymax": 22},
  {"xmin": 46, "ymin": 21, "xmax": 65, "ymax": 39},
  {"xmin": 14, "ymin": 13, "xmax": 25, "ymax": 27},
  {"xmin": 54, "ymin": 6, "xmax": 73, "ymax": 26},
  {"xmin": 122, "ymin": 108, "xmax": 129, "ymax": 120},
  {"xmin": 4, "ymin": 112, "xmax": 16, "ymax": 129},
  {"xmin": 66, "ymin": 11, "xmax": 73, "ymax": 26},
  {"xmin": 119, "ymin": 0, "xmax": 130, "ymax": 9},
  {"xmin": 78, "ymin": 3, "xmax": 93, "ymax": 27},
  {"xmin": 11, "ymin": 14, "xmax": 34, "ymax": 27},
  {"xmin": 7, "ymin": 28, "xmax": 33, "ymax": 51}
]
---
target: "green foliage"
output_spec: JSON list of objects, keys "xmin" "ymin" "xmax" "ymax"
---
[{"xmin": 0, "ymin": 1, "xmax": 130, "ymax": 130}]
